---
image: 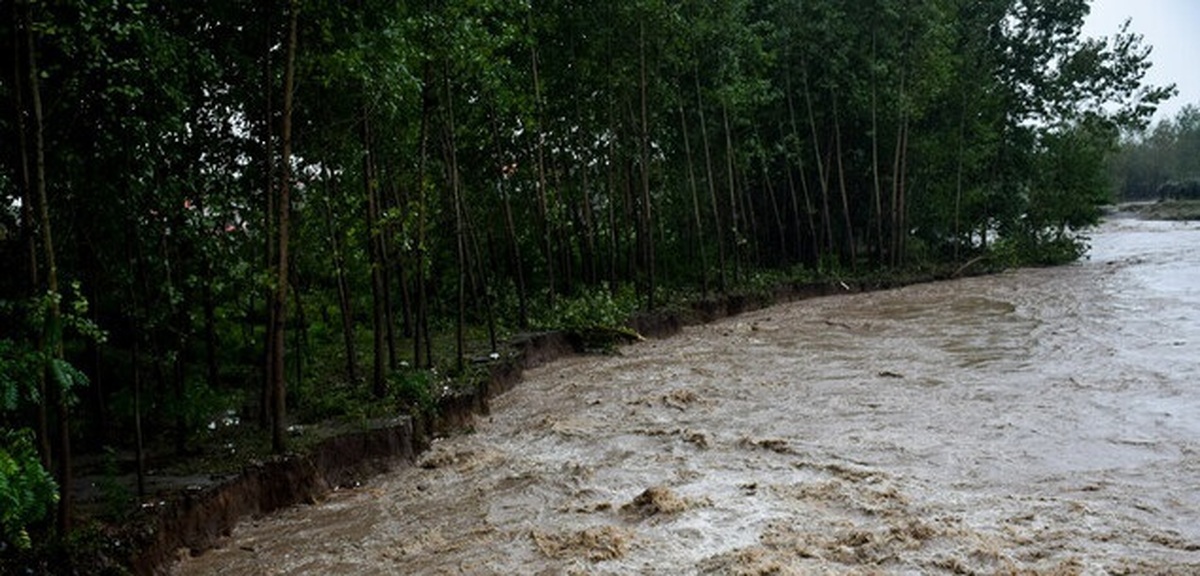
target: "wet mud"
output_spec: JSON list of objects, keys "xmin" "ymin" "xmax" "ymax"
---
[{"xmin": 174, "ymin": 218, "xmax": 1200, "ymax": 575}]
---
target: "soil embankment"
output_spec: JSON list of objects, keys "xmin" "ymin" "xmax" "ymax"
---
[
  {"xmin": 135, "ymin": 277, "xmax": 927, "ymax": 574},
  {"xmin": 170, "ymin": 218, "xmax": 1200, "ymax": 574}
]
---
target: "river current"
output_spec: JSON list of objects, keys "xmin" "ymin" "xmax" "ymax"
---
[{"xmin": 176, "ymin": 216, "xmax": 1200, "ymax": 575}]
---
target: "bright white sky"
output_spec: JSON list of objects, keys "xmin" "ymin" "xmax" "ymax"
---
[{"xmin": 1082, "ymin": 0, "xmax": 1200, "ymax": 125}]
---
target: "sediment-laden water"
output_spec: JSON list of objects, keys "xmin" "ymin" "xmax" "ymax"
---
[{"xmin": 175, "ymin": 217, "xmax": 1200, "ymax": 575}]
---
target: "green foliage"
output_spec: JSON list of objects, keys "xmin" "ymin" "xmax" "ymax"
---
[
  {"xmin": 161, "ymin": 379, "xmax": 242, "ymax": 447},
  {"xmin": 0, "ymin": 429, "xmax": 59, "ymax": 550},
  {"xmin": 390, "ymin": 369, "xmax": 439, "ymax": 416},
  {"xmin": 0, "ymin": 337, "xmax": 41, "ymax": 410},
  {"xmin": 533, "ymin": 284, "xmax": 640, "ymax": 332},
  {"xmin": 991, "ymin": 232, "xmax": 1090, "ymax": 268}
]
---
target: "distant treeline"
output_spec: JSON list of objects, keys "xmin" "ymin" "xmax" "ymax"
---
[{"xmin": 1110, "ymin": 105, "xmax": 1200, "ymax": 201}]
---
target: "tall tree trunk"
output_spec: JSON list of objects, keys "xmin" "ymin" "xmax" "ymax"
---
[
  {"xmin": 605, "ymin": 118, "xmax": 619, "ymax": 289},
  {"xmin": 550, "ymin": 160, "xmax": 574, "ymax": 296},
  {"xmin": 362, "ymin": 108, "xmax": 387, "ymax": 395},
  {"xmin": 10, "ymin": 0, "xmax": 49, "ymax": 469},
  {"xmin": 488, "ymin": 109, "xmax": 528, "ymax": 328},
  {"xmin": 638, "ymin": 19, "xmax": 655, "ymax": 310},
  {"xmin": 803, "ymin": 70, "xmax": 835, "ymax": 259},
  {"xmin": 721, "ymin": 103, "xmax": 742, "ymax": 283},
  {"xmin": 678, "ymin": 101, "xmax": 709, "ymax": 297},
  {"xmin": 22, "ymin": 0, "xmax": 71, "ymax": 532},
  {"xmin": 261, "ymin": 2, "xmax": 277, "ymax": 429},
  {"xmin": 759, "ymin": 144, "xmax": 787, "ymax": 264},
  {"xmin": 129, "ymin": 229, "xmax": 150, "ymax": 498},
  {"xmin": 321, "ymin": 177, "xmax": 359, "ymax": 384},
  {"xmin": 870, "ymin": 29, "xmax": 886, "ymax": 265},
  {"xmin": 832, "ymin": 96, "xmax": 857, "ymax": 270},
  {"xmin": 785, "ymin": 67, "xmax": 819, "ymax": 268},
  {"xmin": 578, "ymin": 165, "xmax": 598, "ymax": 286},
  {"xmin": 695, "ymin": 70, "xmax": 726, "ymax": 293},
  {"xmin": 896, "ymin": 119, "xmax": 910, "ymax": 264},
  {"xmin": 415, "ymin": 67, "xmax": 433, "ymax": 369},
  {"xmin": 889, "ymin": 69, "xmax": 907, "ymax": 267},
  {"xmin": 530, "ymin": 42, "xmax": 555, "ymax": 308},
  {"xmin": 443, "ymin": 71, "xmax": 467, "ymax": 373},
  {"xmin": 270, "ymin": 0, "xmax": 298, "ymax": 453},
  {"xmin": 954, "ymin": 80, "xmax": 968, "ymax": 261}
]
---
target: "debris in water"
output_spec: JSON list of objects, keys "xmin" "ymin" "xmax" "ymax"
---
[
  {"xmin": 622, "ymin": 486, "xmax": 709, "ymax": 518},
  {"xmin": 741, "ymin": 437, "xmax": 793, "ymax": 454},
  {"xmin": 530, "ymin": 525, "xmax": 631, "ymax": 562}
]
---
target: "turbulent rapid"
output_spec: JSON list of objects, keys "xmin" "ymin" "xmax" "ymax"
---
[{"xmin": 175, "ymin": 217, "xmax": 1200, "ymax": 575}]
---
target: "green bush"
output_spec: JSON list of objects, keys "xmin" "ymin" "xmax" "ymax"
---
[
  {"xmin": 533, "ymin": 283, "xmax": 639, "ymax": 331},
  {"xmin": 0, "ymin": 429, "xmax": 59, "ymax": 550},
  {"xmin": 391, "ymin": 369, "xmax": 438, "ymax": 416}
]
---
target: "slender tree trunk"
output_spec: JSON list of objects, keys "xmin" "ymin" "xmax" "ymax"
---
[
  {"xmin": 129, "ymin": 229, "xmax": 150, "ymax": 498},
  {"xmin": 889, "ymin": 49, "xmax": 909, "ymax": 267},
  {"xmin": 488, "ymin": 109, "xmax": 528, "ymax": 328},
  {"xmin": 442, "ymin": 71, "xmax": 467, "ymax": 373},
  {"xmin": 415, "ymin": 68, "xmax": 433, "ymax": 369},
  {"xmin": 606, "ymin": 121, "xmax": 619, "ymax": 289},
  {"xmin": 638, "ymin": 19, "xmax": 655, "ymax": 310},
  {"xmin": 530, "ymin": 43, "xmax": 555, "ymax": 308},
  {"xmin": 759, "ymin": 145, "xmax": 787, "ymax": 264},
  {"xmin": 10, "ymin": 0, "xmax": 50, "ymax": 469},
  {"xmin": 785, "ymin": 67, "xmax": 819, "ymax": 268},
  {"xmin": 954, "ymin": 80, "xmax": 968, "ymax": 261},
  {"xmin": 695, "ymin": 70, "xmax": 726, "ymax": 293},
  {"xmin": 270, "ymin": 0, "xmax": 298, "ymax": 453},
  {"xmin": 261, "ymin": 2, "xmax": 277, "ymax": 429},
  {"xmin": 578, "ymin": 166, "xmax": 598, "ymax": 286},
  {"xmin": 462, "ymin": 188, "xmax": 498, "ymax": 353},
  {"xmin": 896, "ymin": 119, "xmax": 910, "ymax": 264},
  {"xmin": 832, "ymin": 96, "xmax": 857, "ymax": 270},
  {"xmin": 678, "ymin": 101, "xmax": 709, "ymax": 297},
  {"xmin": 870, "ymin": 29, "xmax": 886, "ymax": 265},
  {"xmin": 22, "ymin": 0, "xmax": 71, "ymax": 532},
  {"xmin": 550, "ymin": 161, "xmax": 574, "ymax": 296},
  {"xmin": 500, "ymin": 179, "xmax": 526, "ymax": 327},
  {"xmin": 721, "ymin": 103, "xmax": 742, "ymax": 283},
  {"xmin": 803, "ymin": 70, "xmax": 835, "ymax": 259},
  {"xmin": 321, "ymin": 178, "xmax": 359, "ymax": 384},
  {"xmin": 383, "ymin": 175, "xmax": 413, "ymax": 340},
  {"xmin": 362, "ymin": 109, "xmax": 387, "ymax": 395}
]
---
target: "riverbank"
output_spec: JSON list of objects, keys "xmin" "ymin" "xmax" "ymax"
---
[
  {"xmin": 170, "ymin": 217, "xmax": 1200, "ymax": 574},
  {"xmin": 99, "ymin": 265, "xmax": 989, "ymax": 575}
]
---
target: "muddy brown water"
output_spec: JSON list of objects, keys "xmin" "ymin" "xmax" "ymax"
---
[{"xmin": 175, "ymin": 217, "xmax": 1200, "ymax": 575}]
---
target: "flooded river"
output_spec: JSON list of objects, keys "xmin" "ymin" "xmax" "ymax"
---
[{"xmin": 176, "ymin": 217, "xmax": 1200, "ymax": 575}]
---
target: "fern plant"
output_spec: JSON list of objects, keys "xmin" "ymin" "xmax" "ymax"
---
[{"xmin": 0, "ymin": 429, "xmax": 59, "ymax": 549}]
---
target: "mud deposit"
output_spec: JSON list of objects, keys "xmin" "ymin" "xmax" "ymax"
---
[{"xmin": 175, "ymin": 218, "xmax": 1200, "ymax": 575}]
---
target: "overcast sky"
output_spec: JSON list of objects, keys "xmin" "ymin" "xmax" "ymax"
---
[{"xmin": 1082, "ymin": 0, "xmax": 1200, "ymax": 125}]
